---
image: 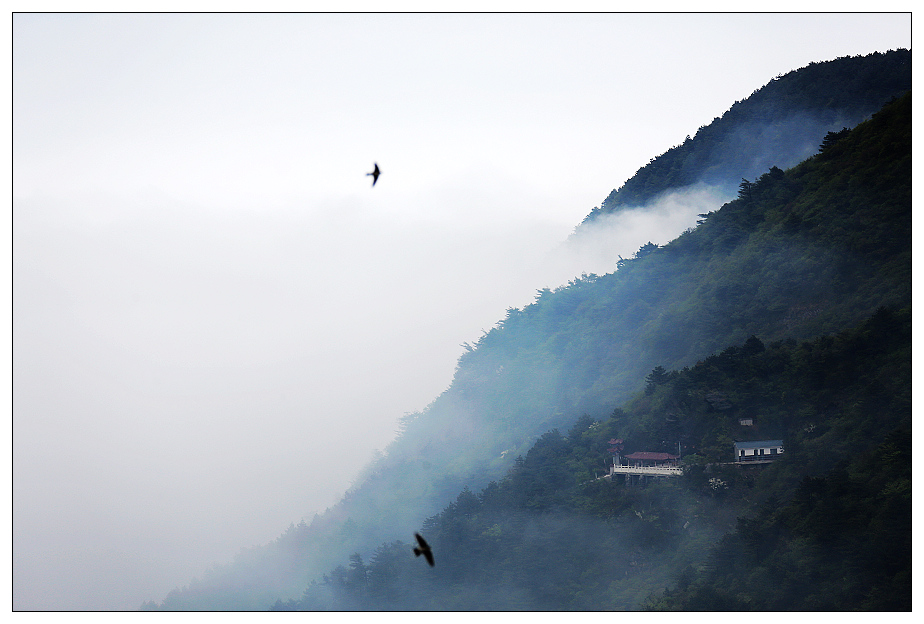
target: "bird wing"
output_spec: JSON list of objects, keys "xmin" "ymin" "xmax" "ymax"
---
[{"xmin": 414, "ymin": 533, "xmax": 434, "ymax": 566}]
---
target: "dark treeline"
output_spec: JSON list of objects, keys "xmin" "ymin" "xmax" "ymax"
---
[
  {"xmin": 648, "ymin": 430, "xmax": 911, "ymax": 610},
  {"xmin": 581, "ymin": 49, "xmax": 910, "ymax": 223},
  {"xmin": 142, "ymin": 60, "xmax": 911, "ymax": 611},
  {"xmin": 271, "ymin": 306, "xmax": 910, "ymax": 610}
]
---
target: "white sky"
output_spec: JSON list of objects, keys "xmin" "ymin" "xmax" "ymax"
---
[{"xmin": 11, "ymin": 12, "xmax": 911, "ymax": 610}]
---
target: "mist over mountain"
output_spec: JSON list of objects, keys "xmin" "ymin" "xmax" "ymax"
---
[
  {"xmin": 144, "ymin": 51, "xmax": 911, "ymax": 610},
  {"xmin": 558, "ymin": 50, "xmax": 910, "ymax": 279},
  {"xmin": 578, "ymin": 50, "xmax": 910, "ymax": 224},
  {"xmin": 270, "ymin": 307, "xmax": 910, "ymax": 611}
]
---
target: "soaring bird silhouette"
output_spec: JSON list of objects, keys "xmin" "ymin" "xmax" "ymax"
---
[
  {"xmin": 413, "ymin": 533, "xmax": 434, "ymax": 567},
  {"xmin": 366, "ymin": 162, "xmax": 380, "ymax": 187}
]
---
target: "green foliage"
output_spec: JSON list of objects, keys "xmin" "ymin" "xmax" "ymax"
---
[
  {"xmin": 286, "ymin": 308, "xmax": 911, "ymax": 610},
  {"xmin": 652, "ymin": 428, "xmax": 911, "ymax": 611},
  {"xmin": 290, "ymin": 307, "xmax": 911, "ymax": 610},
  {"xmin": 583, "ymin": 49, "xmax": 910, "ymax": 221},
  {"xmin": 143, "ymin": 62, "xmax": 912, "ymax": 612}
]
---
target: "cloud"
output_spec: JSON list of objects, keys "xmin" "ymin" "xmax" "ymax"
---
[
  {"xmin": 542, "ymin": 184, "xmax": 735, "ymax": 284},
  {"xmin": 12, "ymin": 182, "xmax": 574, "ymax": 609}
]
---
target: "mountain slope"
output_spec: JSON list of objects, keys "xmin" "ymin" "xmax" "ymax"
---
[
  {"xmin": 580, "ymin": 49, "xmax": 910, "ymax": 224},
  {"xmin": 361, "ymin": 88, "xmax": 910, "ymax": 534},
  {"xmin": 275, "ymin": 306, "xmax": 910, "ymax": 610},
  {"xmin": 146, "ymin": 59, "xmax": 911, "ymax": 611}
]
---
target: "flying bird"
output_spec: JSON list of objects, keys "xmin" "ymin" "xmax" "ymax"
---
[
  {"xmin": 366, "ymin": 162, "xmax": 380, "ymax": 187},
  {"xmin": 413, "ymin": 533, "xmax": 434, "ymax": 567}
]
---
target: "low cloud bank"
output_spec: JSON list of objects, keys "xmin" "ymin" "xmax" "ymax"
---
[
  {"xmin": 541, "ymin": 184, "xmax": 734, "ymax": 286},
  {"xmin": 13, "ymin": 180, "xmax": 729, "ymax": 610}
]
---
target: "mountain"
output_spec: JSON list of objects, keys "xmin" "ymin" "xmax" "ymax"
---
[
  {"xmin": 269, "ymin": 90, "xmax": 910, "ymax": 612},
  {"xmin": 579, "ymin": 49, "xmax": 911, "ymax": 224},
  {"xmin": 143, "ymin": 51, "xmax": 911, "ymax": 610},
  {"xmin": 271, "ymin": 307, "xmax": 910, "ymax": 610}
]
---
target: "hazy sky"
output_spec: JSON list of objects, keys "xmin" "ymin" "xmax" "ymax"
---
[{"xmin": 12, "ymin": 12, "xmax": 911, "ymax": 610}]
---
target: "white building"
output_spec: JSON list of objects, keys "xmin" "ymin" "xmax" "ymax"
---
[{"xmin": 734, "ymin": 440, "xmax": 784, "ymax": 462}]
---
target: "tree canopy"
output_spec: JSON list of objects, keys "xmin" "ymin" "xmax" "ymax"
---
[{"xmin": 142, "ymin": 61, "xmax": 911, "ymax": 614}]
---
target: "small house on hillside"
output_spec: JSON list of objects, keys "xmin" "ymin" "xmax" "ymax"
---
[
  {"xmin": 624, "ymin": 451, "xmax": 680, "ymax": 468},
  {"xmin": 734, "ymin": 440, "xmax": 784, "ymax": 463},
  {"xmin": 610, "ymin": 450, "xmax": 683, "ymax": 481}
]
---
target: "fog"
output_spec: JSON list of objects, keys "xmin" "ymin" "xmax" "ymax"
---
[
  {"xmin": 552, "ymin": 184, "xmax": 734, "ymax": 277},
  {"xmin": 11, "ymin": 13, "xmax": 911, "ymax": 610}
]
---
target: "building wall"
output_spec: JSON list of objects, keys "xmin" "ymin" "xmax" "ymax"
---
[{"xmin": 735, "ymin": 443, "xmax": 783, "ymax": 462}]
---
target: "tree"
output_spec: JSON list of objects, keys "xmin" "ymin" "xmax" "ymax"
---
[
  {"xmin": 741, "ymin": 335, "xmax": 765, "ymax": 356},
  {"xmin": 635, "ymin": 241, "xmax": 659, "ymax": 260},
  {"xmin": 645, "ymin": 365, "xmax": 670, "ymax": 394},
  {"xmin": 348, "ymin": 553, "xmax": 367, "ymax": 587},
  {"xmin": 819, "ymin": 127, "xmax": 850, "ymax": 152},
  {"xmin": 568, "ymin": 414, "xmax": 596, "ymax": 438},
  {"xmin": 737, "ymin": 178, "xmax": 753, "ymax": 201}
]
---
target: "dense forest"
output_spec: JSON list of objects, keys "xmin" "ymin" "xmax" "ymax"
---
[
  {"xmin": 142, "ymin": 52, "xmax": 911, "ymax": 611},
  {"xmin": 268, "ymin": 307, "xmax": 910, "ymax": 610},
  {"xmin": 580, "ymin": 49, "xmax": 910, "ymax": 223}
]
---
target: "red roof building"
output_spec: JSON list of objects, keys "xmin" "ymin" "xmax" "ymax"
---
[{"xmin": 624, "ymin": 451, "xmax": 679, "ymax": 467}]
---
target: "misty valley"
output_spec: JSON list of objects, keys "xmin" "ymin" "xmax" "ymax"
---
[{"xmin": 124, "ymin": 50, "xmax": 909, "ymax": 611}]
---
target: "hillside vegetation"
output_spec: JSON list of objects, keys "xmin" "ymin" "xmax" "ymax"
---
[
  {"xmin": 271, "ymin": 306, "xmax": 909, "ymax": 610},
  {"xmin": 581, "ymin": 49, "xmax": 910, "ymax": 222},
  {"xmin": 266, "ymin": 93, "xmax": 911, "ymax": 610},
  {"xmin": 143, "ymin": 53, "xmax": 911, "ymax": 611}
]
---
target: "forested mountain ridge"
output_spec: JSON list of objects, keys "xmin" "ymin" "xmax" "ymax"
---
[
  {"xmin": 263, "ymin": 90, "xmax": 910, "ymax": 612},
  {"xmin": 271, "ymin": 306, "xmax": 910, "ymax": 610},
  {"xmin": 144, "ymin": 63, "xmax": 911, "ymax": 610},
  {"xmin": 579, "ymin": 49, "xmax": 910, "ymax": 224}
]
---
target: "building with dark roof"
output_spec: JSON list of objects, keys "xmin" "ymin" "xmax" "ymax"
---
[
  {"xmin": 624, "ymin": 451, "xmax": 680, "ymax": 467},
  {"xmin": 734, "ymin": 440, "xmax": 784, "ymax": 463}
]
